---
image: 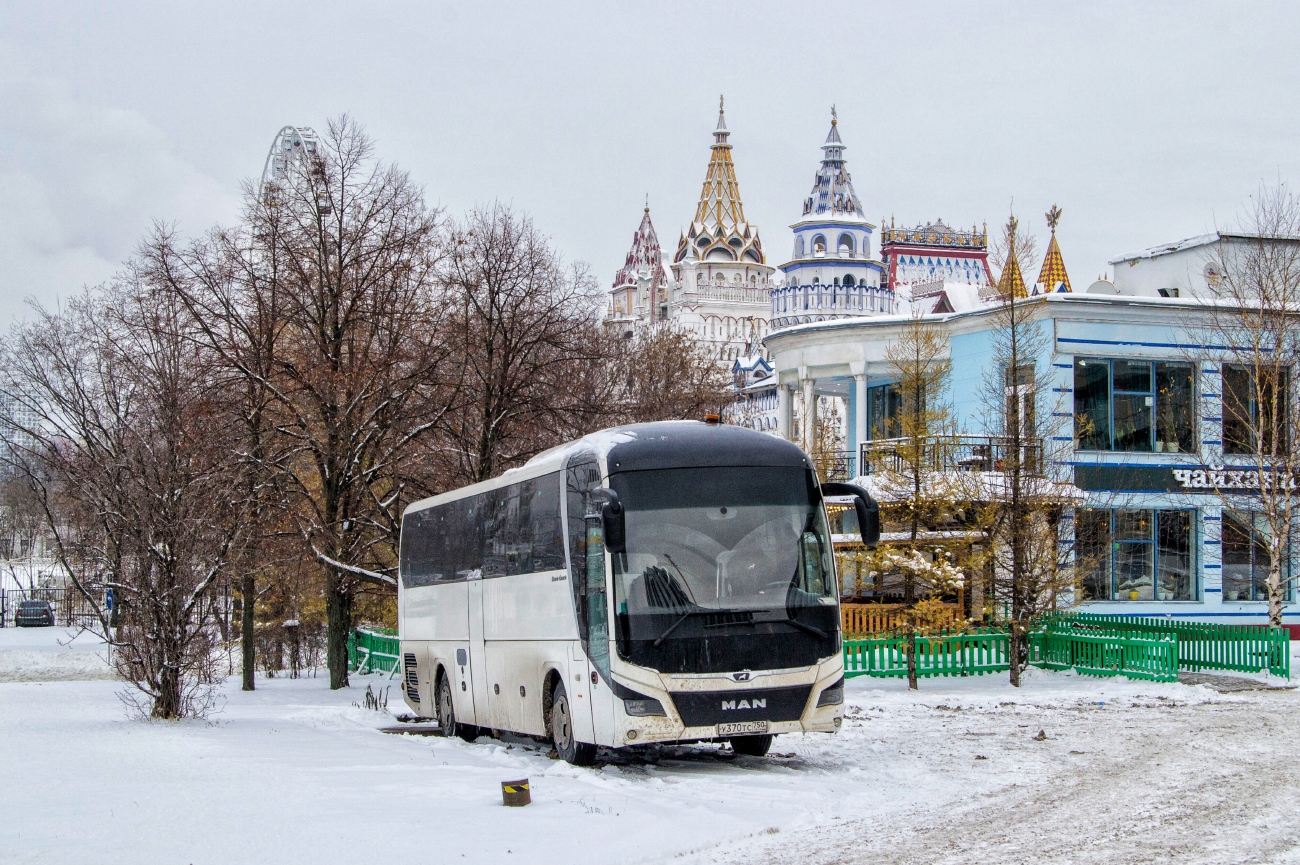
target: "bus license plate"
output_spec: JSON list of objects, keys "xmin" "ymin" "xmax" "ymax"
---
[{"xmin": 717, "ymin": 720, "xmax": 768, "ymax": 737}]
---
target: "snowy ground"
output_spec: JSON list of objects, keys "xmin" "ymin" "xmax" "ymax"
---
[{"xmin": 3, "ymin": 627, "xmax": 1299, "ymax": 865}]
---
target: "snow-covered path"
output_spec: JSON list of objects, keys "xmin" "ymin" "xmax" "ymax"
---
[
  {"xmin": 3, "ymin": 627, "xmax": 1298, "ymax": 864},
  {"xmin": 703, "ymin": 677, "xmax": 1300, "ymax": 865}
]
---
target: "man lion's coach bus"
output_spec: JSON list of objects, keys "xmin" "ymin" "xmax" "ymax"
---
[{"xmin": 396, "ymin": 420, "xmax": 879, "ymax": 764}]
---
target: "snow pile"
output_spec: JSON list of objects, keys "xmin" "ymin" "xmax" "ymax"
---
[{"xmin": 0, "ymin": 626, "xmax": 117, "ymax": 682}]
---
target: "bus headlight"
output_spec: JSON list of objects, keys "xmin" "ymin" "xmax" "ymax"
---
[
  {"xmin": 816, "ymin": 678, "xmax": 845, "ymax": 707},
  {"xmin": 623, "ymin": 697, "xmax": 666, "ymax": 717}
]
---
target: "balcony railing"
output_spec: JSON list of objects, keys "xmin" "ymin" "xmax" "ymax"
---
[
  {"xmin": 816, "ymin": 450, "xmax": 857, "ymax": 482},
  {"xmin": 859, "ymin": 435, "xmax": 1043, "ymax": 476}
]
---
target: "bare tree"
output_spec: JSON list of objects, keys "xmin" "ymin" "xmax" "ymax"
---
[
  {"xmin": 1192, "ymin": 184, "xmax": 1300, "ymax": 626},
  {"xmin": 142, "ymin": 218, "xmax": 289, "ymax": 692},
  {"xmin": 0, "ymin": 275, "xmax": 250, "ymax": 718},
  {"xmin": 616, "ymin": 324, "xmax": 733, "ymax": 425},
  {"xmin": 436, "ymin": 203, "xmax": 605, "ymax": 485},
  {"xmin": 232, "ymin": 116, "xmax": 450, "ymax": 689},
  {"xmin": 978, "ymin": 214, "xmax": 1079, "ymax": 686}
]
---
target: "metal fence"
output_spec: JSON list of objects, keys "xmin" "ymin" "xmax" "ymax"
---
[
  {"xmin": 843, "ymin": 627, "xmax": 1180, "ymax": 682},
  {"xmin": 1030, "ymin": 629, "xmax": 1179, "ymax": 682},
  {"xmin": 1043, "ymin": 612, "xmax": 1290, "ymax": 678},
  {"xmin": 844, "ymin": 614, "xmax": 1289, "ymax": 682},
  {"xmin": 859, "ymin": 434, "xmax": 1043, "ymax": 476},
  {"xmin": 347, "ymin": 627, "xmax": 401, "ymax": 675},
  {"xmin": 844, "ymin": 628, "xmax": 1010, "ymax": 679},
  {"xmin": 0, "ymin": 586, "xmax": 100, "ymax": 628}
]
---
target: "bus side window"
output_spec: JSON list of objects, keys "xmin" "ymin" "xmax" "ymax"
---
[
  {"xmin": 585, "ymin": 516, "xmax": 610, "ymax": 676},
  {"xmin": 566, "ymin": 456, "xmax": 610, "ymax": 678}
]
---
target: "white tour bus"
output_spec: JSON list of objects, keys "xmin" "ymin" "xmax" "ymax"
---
[{"xmin": 396, "ymin": 420, "xmax": 879, "ymax": 764}]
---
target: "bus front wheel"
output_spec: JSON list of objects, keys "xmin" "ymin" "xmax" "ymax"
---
[
  {"xmin": 438, "ymin": 673, "xmax": 479, "ymax": 742},
  {"xmin": 551, "ymin": 682, "xmax": 597, "ymax": 766},
  {"xmin": 730, "ymin": 734, "xmax": 774, "ymax": 757}
]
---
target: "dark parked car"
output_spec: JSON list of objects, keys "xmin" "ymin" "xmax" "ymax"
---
[{"xmin": 14, "ymin": 599, "xmax": 55, "ymax": 627}]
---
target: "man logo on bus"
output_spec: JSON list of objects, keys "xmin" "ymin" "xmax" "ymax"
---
[{"xmin": 721, "ymin": 698, "xmax": 766, "ymax": 710}]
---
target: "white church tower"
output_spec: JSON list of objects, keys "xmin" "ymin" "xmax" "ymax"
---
[
  {"xmin": 605, "ymin": 98, "xmax": 775, "ymax": 362},
  {"xmin": 770, "ymin": 109, "xmax": 892, "ymax": 328}
]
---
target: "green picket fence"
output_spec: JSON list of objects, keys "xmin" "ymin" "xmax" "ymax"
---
[
  {"xmin": 1044, "ymin": 612, "xmax": 1290, "ymax": 679},
  {"xmin": 843, "ymin": 627, "xmax": 1180, "ymax": 682},
  {"xmin": 1030, "ymin": 629, "xmax": 1178, "ymax": 682},
  {"xmin": 843, "ymin": 628, "xmax": 1009, "ymax": 679},
  {"xmin": 347, "ymin": 627, "xmax": 401, "ymax": 674}
]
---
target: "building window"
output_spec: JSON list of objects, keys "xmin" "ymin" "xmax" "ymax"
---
[
  {"xmin": 1222, "ymin": 511, "xmax": 1289, "ymax": 601},
  {"xmin": 1073, "ymin": 358, "xmax": 1195, "ymax": 453},
  {"xmin": 867, "ymin": 383, "xmax": 901, "ymax": 440},
  {"xmin": 838, "ymin": 233, "xmax": 855, "ymax": 255},
  {"xmin": 1076, "ymin": 508, "xmax": 1195, "ymax": 601},
  {"xmin": 844, "ymin": 274, "xmax": 855, "ymax": 287},
  {"xmin": 1222, "ymin": 364, "xmax": 1289, "ymax": 456}
]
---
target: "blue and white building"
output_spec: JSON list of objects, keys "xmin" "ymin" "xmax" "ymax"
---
[{"xmin": 764, "ymin": 257, "xmax": 1300, "ymax": 628}]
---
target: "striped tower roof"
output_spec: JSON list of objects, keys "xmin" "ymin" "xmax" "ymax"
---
[
  {"xmin": 692, "ymin": 95, "xmax": 747, "ymax": 228},
  {"xmin": 1035, "ymin": 205, "xmax": 1072, "ymax": 293},
  {"xmin": 675, "ymin": 97, "xmax": 765, "ymax": 265},
  {"xmin": 996, "ymin": 214, "xmax": 1028, "ymax": 299}
]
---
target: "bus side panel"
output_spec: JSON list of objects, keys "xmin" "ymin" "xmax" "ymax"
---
[
  {"xmin": 400, "ymin": 582, "xmax": 469, "ymax": 641},
  {"xmin": 482, "ymin": 640, "xmax": 568, "ymax": 737},
  {"xmin": 481, "ymin": 571, "xmax": 576, "ymax": 642}
]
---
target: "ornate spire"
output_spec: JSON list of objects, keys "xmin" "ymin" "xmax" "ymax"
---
[
  {"xmin": 690, "ymin": 94, "xmax": 747, "ymax": 228},
  {"xmin": 1035, "ymin": 205, "xmax": 1071, "ymax": 293},
  {"xmin": 996, "ymin": 214, "xmax": 1028, "ymax": 299},
  {"xmin": 801, "ymin": 107, "xmax": 864, "ymax": 219},
  {"xmin": 677, "ymin": 99, "xmax": 765, "ymax": 265},
  {"xmin": 612, "ymin": 206, "xmax": 667, "ymax": 293}
]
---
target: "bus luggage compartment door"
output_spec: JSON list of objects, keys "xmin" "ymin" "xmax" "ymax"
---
[
  {"xmin": 565, "ymin": 641, "xmax": 599, "ymax": 745},
  {"xmin": 466, "ymin": 578, "xmax": 488, "ymax": 728}
]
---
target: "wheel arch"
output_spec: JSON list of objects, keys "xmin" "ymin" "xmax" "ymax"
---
[{"xmin": 541, "ymin": 666, "xmax": 564, "ymax": 738}]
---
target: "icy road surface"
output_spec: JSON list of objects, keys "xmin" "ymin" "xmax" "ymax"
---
[{"xmin": 3, "ymin": 626, "xmax": 1299, "ymax": 865}]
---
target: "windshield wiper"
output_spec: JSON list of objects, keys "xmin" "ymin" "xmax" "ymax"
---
[
  {"xmin": 782, "ymin": 615, "xmax": 827, "ymax": 640},
  {"xmin": 653, "ymin": 611, "xmax": 693, "ymax": 647}
]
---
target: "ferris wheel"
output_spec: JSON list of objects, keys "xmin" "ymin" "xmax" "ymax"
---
[{"xmin": 259, "ymin": 126, "xmax": 321, "ymax": 193}]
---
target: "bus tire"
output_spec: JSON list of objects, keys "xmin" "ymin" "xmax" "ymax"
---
[
  {"xmin": 551, "ymin": 682, "xmax": 596, "ymax": 766},
  {"xmin": 438, "ymin": 672, "xmax": 479, "ymax": 742},
  {"xmin": 729, "ymin": 734, "xmax": 774, "ymax": 757}
]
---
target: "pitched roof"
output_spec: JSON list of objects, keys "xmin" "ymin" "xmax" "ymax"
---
[
  {"xmin": 1036, "ymin": 232, "xmax": 1072, "ymax": 293},
  {"xmin": 611, "ymin": 205, "xmax": 669, "ymax": 293},
  {"xmin": 997, "ymin": 251, "xmax": 1027, "ymax": 299},
  {"xmin": 675, "ymin": 97, "xmax": 766, "ymax": 265},
  {"xmin": 692, "ymin": 96, "xmax": 747, "ymax": 229},
  {"xmin": 1034, "ymin": 205, "xmax": 1071, "ymax": 293},
  {"xmin": 799, "ymin": 107, "xmax": 866, "ymax": 221}
]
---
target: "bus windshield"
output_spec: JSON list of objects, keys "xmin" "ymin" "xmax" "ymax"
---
[{"xmin": 609, "ymin": 465, "xmax": 839, "ymax": 673}]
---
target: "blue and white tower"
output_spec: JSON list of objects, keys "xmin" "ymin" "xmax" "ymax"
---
[{"xmin": 770, "ymin": 109, "xmax": 893, "ymax": 328}]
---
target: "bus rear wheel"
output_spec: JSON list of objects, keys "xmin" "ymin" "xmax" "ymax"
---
[
  {"xmin": 551, "ymin": 682, "xmax": 597, "ymax": 766},
  {"xmin": 438, "ymin": 673, "xmax": 479, "ymax": 742},
  {"xmin": 730, "ymin": 734, "xmax": 774, "ymax": 757}
]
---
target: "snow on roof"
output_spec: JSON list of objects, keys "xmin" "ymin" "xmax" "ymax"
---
[
  {"xmin": 1109, "ymin": 233, "xmax": 1220, "ymax": 265},
  {"xmin": 1111, "ymin": 231, "xmax": 1300, "ymax": 265}
]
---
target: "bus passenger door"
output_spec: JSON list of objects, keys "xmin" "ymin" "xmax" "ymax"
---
[{"xmin": 466, "ymin": 576, "xmax": 488, "ymax": 728}]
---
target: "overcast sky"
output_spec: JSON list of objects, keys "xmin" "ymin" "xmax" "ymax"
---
[{"xmin": 2, "ymin": 1, "xmax": 1298, "ymax": 323}]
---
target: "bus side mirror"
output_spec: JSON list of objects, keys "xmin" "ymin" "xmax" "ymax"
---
[
  {"xmin": 589, "ymin": 488, "xmax": 626, "ymax": 554},
  {"xmin": 820, "ymin": 482, "xmax": 881, "ymax": 547}
]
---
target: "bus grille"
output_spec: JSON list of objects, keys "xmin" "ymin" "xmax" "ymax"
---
[
  {"xmin": 403, "ymin": 653, "xmax": 420, "ymax": 703},
  {"xmin": 669, "ymin": 685, "xmax": 812, "ymax": 728}
]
